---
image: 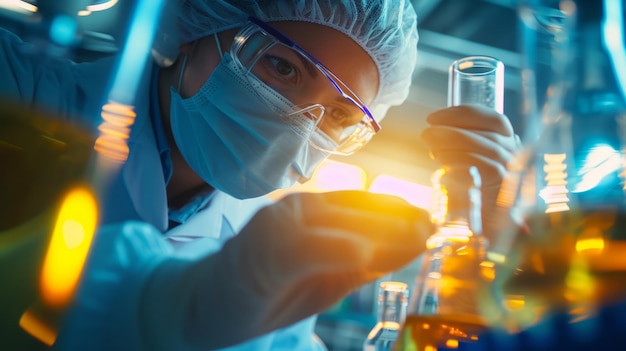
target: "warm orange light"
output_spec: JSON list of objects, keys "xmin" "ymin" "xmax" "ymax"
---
[
  {"xmin": 575, "ymin": 238, "xmax": 605, "ymax": 253},
  {"xmin": 445, "ymin": 338, "xmax": 459, "ymax": 349},
  {"xmin": 369, "ymin": 174, "xmax": 432, "ymax": 208},
  {"xmin": 40, "ymin": 186, "xmax": 98, "ymax": 307},
  {"xmin": 479, "ymin": 260, "xmax": 496, "ymax": 281},
  {"xmin": 426, "ymin": 224, "xmax": 471, "ymax": 249},
  {"xmin": 504, "ymin": 295, "xmax": 526, "ymax": 311},
  {"xmin": 94, "ymin": 101, "xmax": 136, "ymax": 162},
  {"xmin": 268, "ymin": 160, "xmax": 367, "ymax": 200},
  {"xmin": 366, "ymin": 323, "xmax": 381, "ymax": 340},
  {"xmin": 18, "ymin": 309, "xmax": 56, "ymax": 346}
]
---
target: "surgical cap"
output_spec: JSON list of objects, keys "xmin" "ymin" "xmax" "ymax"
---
[{"xmin": 154, "ymin": 0, "xmax": 419, "ymax": 121}]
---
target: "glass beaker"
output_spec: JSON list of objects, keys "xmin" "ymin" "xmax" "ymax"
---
[
  {"xmin": 489, "ymin": 0, "xmax": 626, "ymax": 334},
  {"xmin": 397, "ymin": 54, "xmax": 506, "ymax": 350},
  {"xmin": 431, "ymin": 55, "xmax": 505, "ymax": 227},
  {"xmin": 363, "ymin": 281, "xmax": 409, "ymax": 351},
  {"xmin": 448, "ymin": 55, "xmax": 505, "ymax": 114},
  {"xmin": 396, "ymin": 167, "xmax": 492, "ymax": 351}
]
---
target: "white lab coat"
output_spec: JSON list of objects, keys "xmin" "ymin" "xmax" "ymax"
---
[{"xmin": 0, "ymin": 27, "xmax": 324, "ymax": 351}]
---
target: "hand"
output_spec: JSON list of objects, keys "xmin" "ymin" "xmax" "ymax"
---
[
  {"xmin": 421, "ymin": 105, "xmax": 520, "ymax": 240},
  {"xmin": 144, "ymin": 191, "xmax": 433, "ymax": 350}
]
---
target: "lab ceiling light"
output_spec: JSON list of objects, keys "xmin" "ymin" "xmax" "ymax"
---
[{"xmin": 0, "ymin": 0, "xmax": 119, "ymax": 16}]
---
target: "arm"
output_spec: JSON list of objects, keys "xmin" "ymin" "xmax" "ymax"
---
[
  {"xmin": 0, "ymin": 27, "xmax": 111, "ymax": 129},
  {"xmin": 57, "ymin": 191, "xmax": 433, "ymax": 350}
]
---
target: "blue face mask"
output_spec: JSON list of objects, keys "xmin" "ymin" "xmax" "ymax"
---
[{"xmin": 169, "ymin": 53, "xmax": 332, "ymax": 199}]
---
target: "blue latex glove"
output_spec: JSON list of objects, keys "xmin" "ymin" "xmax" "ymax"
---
[
  {"xmin": 421, "ymin": 105, "xmax": 521, "ymax": 240},
  {"xmin": 57, "ymin": 191, "xmax": 433, "ymax": 351}
]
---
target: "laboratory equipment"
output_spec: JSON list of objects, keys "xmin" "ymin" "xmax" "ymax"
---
[
  {"xmin": 0, "ymin": 0, "xmax": 165, "ymax": 348},
  {"xmin": 396, "ymin": 167, "xmax": 491, "ymax": 351},
  {"xmin": 430, "ymin": 55, "xmax": 505, "ymax": 228},
  {"xmin": 395, "ymin": 53, "xmax": 506, "ymax": 351},
  {"xmin": 448, "ymin": 56, "xmax": 505, "ymax": 114},
  {"xmin": 363, "ymin": 281, "xmax": 409, "ymax": 351},
  {"xmin": 489, "ymin": 0, "xmax": 626, "ymax": 335},
  {"xmin": 0, "ymin": 102, "xmax": 95, "ymax": 349}
]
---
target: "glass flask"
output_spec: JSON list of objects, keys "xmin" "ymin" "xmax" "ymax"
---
[
  {"xmin": 395, "ymin": 167, "xmax": 492, "ymax": 351},
  {"xmin": 363, "ymin": 281, "xmax": 409, "ymax": 351},
  {"xmin": 489, "ymin": 0, "xmax": 626, "ymax": 334},
  {"xmin": 0, "ymin": 101, "xmax": 95, "ymax": 349}
]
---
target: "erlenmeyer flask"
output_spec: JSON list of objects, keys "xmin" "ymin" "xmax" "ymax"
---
[
  {"xmin": 489, "ymin": 0, "xmax": 626, "ymax": 332},
  {"xmin": 395, "ymin": 167, "xmax": 493, "ymax": 350}
]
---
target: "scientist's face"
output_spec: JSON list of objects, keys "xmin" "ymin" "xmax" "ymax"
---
[
  {"xmin": 165, "ymin": 20, "xmax": 380, "ymax": 199},
  {"xmin": 178, "ymin": 21, "xmax": 380, "ymax": 115}
]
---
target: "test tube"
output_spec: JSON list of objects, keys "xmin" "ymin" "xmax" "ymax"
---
[
  {"xmin": 429, "ymin": 56, "xmax": 504, "ymax": 225},
  {"xmin": 448, "ymin": 56, "xmax": 505, "ymax": 113}
]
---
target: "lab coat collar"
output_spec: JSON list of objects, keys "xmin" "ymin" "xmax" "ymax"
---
[
  {"xmin": 165, "ymin": 191, "xmax": 273, "ymax": 246},
  {"xmin": 121, "ymin": 61, "xmax": 169, "ymax": 231}
]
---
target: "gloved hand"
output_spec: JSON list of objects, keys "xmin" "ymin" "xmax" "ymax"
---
[
  {"xmin": 420, "ymin": 105, "xmax": 521, "ymax": 240},
  {"xmin": 142, "ymin": 190, "xmax": 434, "ymax": 350}
]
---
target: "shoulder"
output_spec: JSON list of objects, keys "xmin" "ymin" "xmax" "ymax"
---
[{"xmin": 0, "ymin": 26, "xmax": 119, "ymax": 129}]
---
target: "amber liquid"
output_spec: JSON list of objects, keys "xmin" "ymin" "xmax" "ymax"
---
[
  {"xmin": 394, "ymin": 314, "xmax": 487, "ymax": 351},
  {"xmin": 486, "ymin": 210, "xmax": 626, "ymax": 331},
  {"xmin": 494, "ymin": 211, "xmax": 626, "ymax": 328},
  {"xmin": 396, "ymin": 210, "xmax": 626, "ymax": 351},
  {"xmin": 0, "ymin": 101, "xmax": 94, "ymax": 350}
]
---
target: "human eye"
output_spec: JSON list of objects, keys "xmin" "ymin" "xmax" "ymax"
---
[
  {"xmin": 318, "ymin": 106, "xmax": 360, "ymax": 142},
  {"xmin": 327, "ymin": 103, "xmax": 363, "ymax": 128},
  {"xmin": 264, "ymin": 55, "xmax": 299, "ymax": 84},
  {"xmin": 328, "ymin": 107, "xmax": 350, "ymax": 123}
]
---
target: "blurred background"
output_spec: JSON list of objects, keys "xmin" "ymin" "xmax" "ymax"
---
[{"xmin": 0, "ymin": 0, "xmax": 525, "ymax": 350}]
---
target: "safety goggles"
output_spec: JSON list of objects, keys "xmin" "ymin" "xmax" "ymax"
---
[{"xmin": 230, "ymin": 16, "xmax": 380, "ymax": 155}]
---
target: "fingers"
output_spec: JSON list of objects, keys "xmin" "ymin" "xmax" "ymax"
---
[
  {"xmin": 425, "ymin": 151, "xmax": 508, "ymax": 188},
  {"xmin": 422, "ymin": 125, "xmax": 517, "ymax": 167},
  {"xmin": 302, "ymin": 192, "xmax": 433, "ymax": 246},
  {"xmin": 426, "ymin": 105, "xmax": 515, "ymax": 137},
  {"xmin": 241, "ymin": 190, "xmax": 433, "ymax": 274},
  {"xmin": 302, "ymin": 192, "xmax": 432, "ymax": 274}
]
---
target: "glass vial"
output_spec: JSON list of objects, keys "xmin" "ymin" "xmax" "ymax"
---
[
  {"xmin": 396, "ymin": 166, "xmax": 490, "ymax": 351},
  {"xmin": 363, "ymin": 281, "xmax": 408, "ymax": 351}
]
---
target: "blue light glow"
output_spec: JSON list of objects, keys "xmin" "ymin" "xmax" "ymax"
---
[
  {"xmin": 49, "ymin": 14, "xmax": 77, "ymax": 46},
  {"xmin": 603, "ymin": 0, "xmax": 626, "ymax": 101},
  {"xmin": 573, "ymin": 144, "xmax": 621, "ymax": 193},
  {"xmin": 107, "ymin": 0, "xmax": 165, "ymax": 104}
]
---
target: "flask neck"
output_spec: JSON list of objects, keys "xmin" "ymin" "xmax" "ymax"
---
[
  {"xmin": 378, "ymin": 300, "xmax": 407, "ymax": 324},
  {"xmin": 429, "ymin": 167, "xmax": 483, "ymax": 248},
  {"xmin": 376, "ymin": 282, "xmax": 408, "ymax": 324}
]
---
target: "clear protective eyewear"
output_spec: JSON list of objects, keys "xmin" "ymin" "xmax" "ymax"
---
[{"xmin": 230, "ymin": 16, "xmax": 381, "ymax": 155}]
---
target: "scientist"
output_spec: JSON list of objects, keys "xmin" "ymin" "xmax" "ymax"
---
[{"xmin": 0, "ymin": 0, "xmax": 519, "ymax": 350}]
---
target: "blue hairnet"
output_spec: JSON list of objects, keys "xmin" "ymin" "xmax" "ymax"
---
[{"xmin": 154, "ymin": 0, "xmax": 418, "ymax": 121}]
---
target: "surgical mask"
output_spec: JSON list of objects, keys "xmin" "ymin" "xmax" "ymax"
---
[{"xmin": 169, "ymin": 52, "xmax": 333, "ymax": 199}]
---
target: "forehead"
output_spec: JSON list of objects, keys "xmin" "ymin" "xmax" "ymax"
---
[{"xmin": 268, "ymin": 21, "xmax": 380, "ymax": 105}]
